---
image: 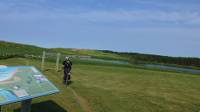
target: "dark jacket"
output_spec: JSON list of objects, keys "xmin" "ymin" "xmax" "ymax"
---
[{"xmin": 63, "ymin": 60, "xmax": 72, "ymax": 73}]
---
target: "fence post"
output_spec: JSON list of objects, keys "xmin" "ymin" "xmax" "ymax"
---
[
  {"xmin": 41, "ymin": 51, "xmax": 46, "ymax": 71},
  {"xmin": 56, "ymin": 53, "xmax": 61, "ymax": 72}
]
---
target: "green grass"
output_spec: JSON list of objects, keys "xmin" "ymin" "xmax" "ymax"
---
[{"xmin": 0, "ymin": 58, "xmax": 200, "ymax": 112}]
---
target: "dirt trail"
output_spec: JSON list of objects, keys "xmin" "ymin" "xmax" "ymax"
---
[{"xmin": 69, "ymin": 87, "xmax": 93, "ymax": 112}]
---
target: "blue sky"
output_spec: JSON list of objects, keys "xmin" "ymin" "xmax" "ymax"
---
[{"xmin": 0, "ymin": 0, "xmax": 200, "ymax": 57}]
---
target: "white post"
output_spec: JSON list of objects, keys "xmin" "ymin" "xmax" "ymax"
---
[
  {"xmin": 56, "ymin": 53, "xmax": 61, "ymax": 72},
  {"xmin": 41, "ymin": 51, "xmax": 46, "ymax": 71}
]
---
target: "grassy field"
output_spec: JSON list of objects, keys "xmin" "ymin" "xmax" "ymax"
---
[{"xmin": 0, "ymin": 58, "xmax": 200, "ymax": 112}]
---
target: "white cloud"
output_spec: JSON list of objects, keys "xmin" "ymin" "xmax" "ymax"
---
[
  {"xmin": 75, "ymin": 10, "xmax": 200, "ymax": 23},
  {"xmin": 0, "ymin": 0, "xmax": 200, "ymax": 26},
  {"xmin": 50, "ymin": 10, "xmax": 200, "ymax": 26}
]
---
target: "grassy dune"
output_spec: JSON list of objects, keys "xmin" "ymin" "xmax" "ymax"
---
[
  {"xmin": 0, "ymin": 41, "xmax": 125, "ymax": 61},
  {"xmin": 0, "ymin": 41, "xmax": 46, "ymax": 55},
  {"xmin": 0, "ymin": 58, "xmax": 200, "ymax": 112},
  {"xmin": 51, "ymin": 48, "xmax": 126, "ymax": 60}
]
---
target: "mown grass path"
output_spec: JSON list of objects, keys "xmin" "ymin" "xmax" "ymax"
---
[{"xmin": 69, "ymin": 87, "xmax": 93, "ymax": 112}]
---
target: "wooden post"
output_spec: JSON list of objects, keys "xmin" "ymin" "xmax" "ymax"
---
[
  {"xmin": 41, "ymin": 51, "xmax": 46, "ymax": 71},
  {"xmin": 56, "ymin": 53, "xmax": 61, "ymax": 72},
  {"xmin": 21, "ymin": 99, "xmax": 32, "ymax": 112}
]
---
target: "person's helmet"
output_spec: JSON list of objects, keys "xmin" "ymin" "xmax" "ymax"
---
[{"xmin": 65, "ymin": 57, "xmax": 69, "ymax": 60}]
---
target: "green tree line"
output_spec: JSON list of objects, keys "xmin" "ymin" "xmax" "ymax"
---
[{"xmin": 101, "ymin": 50, "xmax": 200, "ymax": 67}]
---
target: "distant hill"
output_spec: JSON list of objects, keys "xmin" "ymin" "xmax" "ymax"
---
[
  {"xmin": 0, "ymin": 41, "xmax": 125, "ymax": 60},
  {"xmin": 0, "ymin": 41, "xmax": 200, "ymax": 67},
  {"xmin": 0, "ymin": 41, "xmax": 48, "ymax": 55},
  {"xmin": 51, "ymin": 48, "xmax": 126, "ymax": 60}
]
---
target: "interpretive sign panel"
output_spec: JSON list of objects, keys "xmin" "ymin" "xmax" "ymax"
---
[{"xmin": 0, "ymin": 66, "xmax": 59, "ymax": 105}]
